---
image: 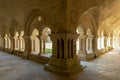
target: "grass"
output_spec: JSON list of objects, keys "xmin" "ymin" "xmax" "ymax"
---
[{"xmin": 45, "ymin": 48, "xmax": 52, "ymax": 53}]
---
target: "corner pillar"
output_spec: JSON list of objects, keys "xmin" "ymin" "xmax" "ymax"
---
[
  {"xmin": 45, "ymin": 33, "xmax": 83, "ymax": 76},
  {"xmin": 23, "ymin": 35, "xmax": 31, "ymax": 58}
]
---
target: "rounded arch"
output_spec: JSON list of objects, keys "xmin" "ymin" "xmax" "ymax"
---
[
  {"xmin": 19, "ymin": 31, "xmax": 25, "ymax": 51},
  {"xmin": 32, "ymin": 29, "xmax": 39, "ymax": 36},
  {"xmin": 24, "ymin": 9, "xmax": 51, "ymax": 35},
  {"xmin": 14, "ymin": 32, "xmax": 19, "ymax": 50},
  {"xmin": 77, "ymin": 7, "xmax": 99, "ymax": 36},
  {"xmin": 76, "ymin": 26, "xmax": 85, "ymax": 35},
  {"xmin": 41, "ymin": 27, "xmax": 52, "ymax": 57},
  {"xmin": 30, "ymin": 28, "xmax": 40, "ymax": 55},
  {"xmin": 4, "ymin": 34, "xmax": 8, "ymax": 49}
]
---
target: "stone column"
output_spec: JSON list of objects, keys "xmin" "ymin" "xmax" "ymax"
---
[
  {"xmin": 86, "ymin": 38, "xmax": 88, "ymax": 51},
  {"xmin": 9, "ymin": 36, "xmax": 15, "ymax": 54},
  {"xmin": 43, "ymin": 38, "xmax": 46, "ymax": 54},
  {"xmin": 78, "ymin": 38, "xmax": 81, "ymax": 53},
  {"xmin": 38, "ymin": 36, "xmax": 42, "ymax": 55},
  {"xmin": 23, "ymin": 35, "xmax": 31, "ymax": 58},
  {"xmin": 110, "ymin": 36, "xmax": 113, "ymax": 47},
  {"xmin": 104, "ymin": 36, "xmax": 107, "ymax": 47},
  {"xmin": 44, "ymin": 33, "xmax": 83, "ymax": 76},
  {"xmin": 39, "ymin": 36, "xmax": 44, "ymax": 55},
  {"xmin": 83, "ymin": 36, "xmax": 87, "ymax": 54},
  {"xmin": 90, "ymin": 37, "xmax": 93, "ymax": 52},
  {"xmin": 19, "ymin": 37, "xmax": 21, "ymax": 51},
  {"xmin": 39, "ymin": 37, "xmax": 46, "ymax": 55},
  {"xmin": 93, "ymin": 36, "xmax": 98, "ymax": 57},
  {"xmin": 1, "ymin": 37, "xmax": 5, "ymax": 51},
  {"xmin": 104, "ymin": 36, "xmax": 108, "ymax": 52}
]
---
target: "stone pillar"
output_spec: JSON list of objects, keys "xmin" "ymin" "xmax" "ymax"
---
[
  {"xmin": 19, "ymin": 37, "xmax": 21, "ymax": 51},
  {"xmin": 39, "ymin": 37, "xmax": 43, "ymax": 55},
  {"xmin": 39, "ymin": 36, "xmax": 42, "ymax": 55},
  {"xmin": 23, "ymin": 35, "xmax": 31, "ymax": 58},
  {"xmin": 45, "ymin": 33, "xmax": 83, "ymax": 76},
  {"xmin": 39, "ymin": 37, "xmax": 46, "ymax": 55},
  {"xmin": 9, "ymin": 36, "xmax": 15, "ymax": 53},
  {"xmin": 93, "ymin": 36, "xmax": 98, "ymax": 57},
  {"xmin": 86, "ymin": 38, "xmax": 88, "ymax": 51},
  {"xmin": 1, "ymin": 37, "xmax": 5, "ymax": 51},
  {"xmin": 104, "ymin": 36, "xmax": 107, "ymax": 47},
  {"xmin": 83, "ymin": 36, "xmax": 87, "ymax": 54},
  {"xmin": 90, "ymin": 37, "xmax": 93, "ymax": 52},
  {"xmin": 43, "ymin": 38, "xmax": 46, "ymax": 54},
  {"xmin": 104, "ymin": 36, "xmax": 108, "ymax": 52},
  {"xmin": 110, "ymin": 37, "xmax": 113, "ymax": 47},
  {"xmin": 78, "ymin": 38, "xmax": 81, "ymax": 53}
]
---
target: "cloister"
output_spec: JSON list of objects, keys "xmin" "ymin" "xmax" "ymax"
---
[{"xmin": 0, "ymin": 0, "xmax": 120, "ymax": 79}]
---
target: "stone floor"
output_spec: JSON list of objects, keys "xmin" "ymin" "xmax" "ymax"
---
[{"xmin": 0, "ymin": 47, "xmax": 120, "ymax": 80}]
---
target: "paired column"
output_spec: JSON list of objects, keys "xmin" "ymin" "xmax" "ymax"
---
[
  {"xmin": 104, "ymin": 36, "xmax": 107, "ymax": 48},
  {"xmin": 45, "ymin": 33, "xmax": 83, "ymax": 76},
  {"xmin": 39, "ymin": 36, "xmax": 46, "ymax": 55},
  {"xmin": 86, "ymin": 36, "xmax": 93, "ymax": 53},
  {"xmin": 83, "ymin": 36, "xmax": 87, "ymax": 54},
  {"xmin": 78, "ymin": 38, "xmax": 82, "ymax": 53},
  {"xmin": 78, "ymin": 35, "xmax": 87, "ymax": 54},
  {"xmin": 104, "ymin": 36, "xmax": 108, "ymax": 52},
  {"xmin": 110, "ymin": 36, "xmax": 113, "ymax": 47}
]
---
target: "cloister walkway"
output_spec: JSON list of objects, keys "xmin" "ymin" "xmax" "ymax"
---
[{"xmin": 0, "ymin": 47, "xmax": 120, "ymax": 80}]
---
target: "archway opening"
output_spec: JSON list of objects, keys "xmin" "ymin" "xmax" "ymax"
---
[
  {"xmin": 0, "ymin": 35, "xmax": 2, "ymax": 47},
  {"xmin": 4, "ymin": 34, "xmax": 11, "ymax": 49},
  {"xmin": 76, "ymin": 26, "xmax": 85, "ymax": 54},
  {"xmin": 97, "ymin": 31, "xmax": 104, "ymax": 50},
  {"xmin": 41, "ymin": 27, "xmax": 52, "ymax": 57},
  {"xmin": 31, "ymin": 29, "xmax": 40, "ymax": 55},
  {"xmin": 14, "ymin": 32, "xmax": 19, "ymax": 50},
  {"xmin": 76, "ymin": 26, "xmax": 87, "ymax": 60},
  {"xmin": 4, "ymin": 34, "xmax": 8, "ymax": 49},
  {"xmin": 86, "ymin": 29, "xmax": 93, "ymax": 53},
  {"xmin": 8, "ymin": 34, "xmax": 11, "ymax": 49},
  {"xmin": 107, "ymin": 34, "xmax": 111, "ymax": 47},
  {"xmin": 19, "ymin": 31, "xmax": 25, "ymax": 52}
]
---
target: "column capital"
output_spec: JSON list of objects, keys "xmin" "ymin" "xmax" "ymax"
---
[{"xmin": 79, "ymin": 35, "xmax": 87, "ymax": 39}]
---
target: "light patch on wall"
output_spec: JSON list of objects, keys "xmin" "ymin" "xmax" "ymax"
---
[{"xmin": 38, "ymin": 16, "xmax": 41, "ymax": 22}]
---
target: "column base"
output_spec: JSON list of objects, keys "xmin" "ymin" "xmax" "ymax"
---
[{"xmin": 44, "ymin": 56, "xmax": 83, "ymax": 76}]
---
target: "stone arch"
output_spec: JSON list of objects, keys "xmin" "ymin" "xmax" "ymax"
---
[
  {"xmin": 4, "ymin": 34, "xmax": 8, "ymax": 49},
  {"xmin": 41, "ymin": 27, "xmax": 52, "ymax": 57},
  {"xmin": 4, "ymin": 33, "xmax": 11, "ymax": 49},
  {"xmin": 76, "ymin": 26, "xmax": 86, "ymax": 60},
  {"xmin": 97, "ymin": 30, "xmax": 104, "ymax": 49},
  {"xmin": 30, "ymin": 28, "xmax": 40, "ymax": 55},
  {"xmin": 14, "ymin": 32, "xmax": 19, "ymax": 50},
  {"xmin": 24, "ymin": 9, "xmax": 51, "ymax": 35},
  {"xmin": 19, "ymin": 31, "xmax": 25, "ymax": 51},
  {"xmin": 77, "ymin": 7, "xmax": 99, "ymax": 36},
  {"xmin": 86, "ymin": 28, "xmax": 93, "ymax": 53}
]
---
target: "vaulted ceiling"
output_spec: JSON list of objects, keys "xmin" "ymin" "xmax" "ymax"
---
[
  {"xmin": 0, "ymin": 0, "xmax": 119, "ymax": 36},
  {"xmin": 98, "ymin": 0, "xmax": 120, "ymax": 36}
]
